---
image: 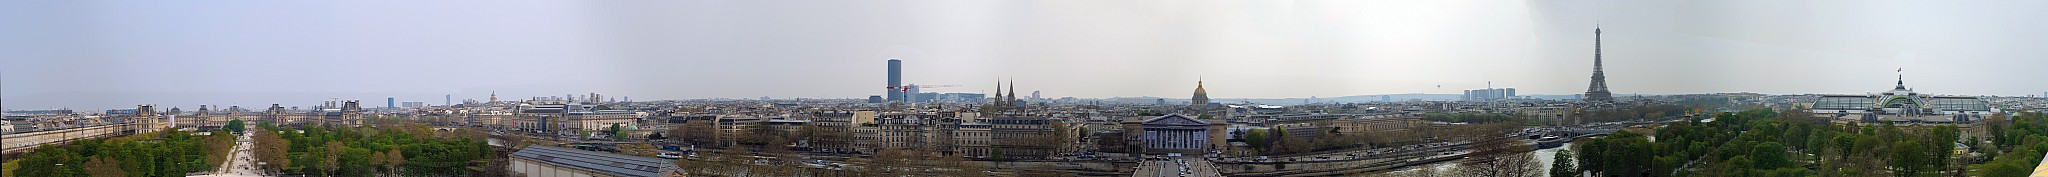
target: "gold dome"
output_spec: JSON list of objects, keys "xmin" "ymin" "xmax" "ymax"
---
[{"xmin": 1192, "ymin": 79, "xmax": 1210, "ymax": 105}]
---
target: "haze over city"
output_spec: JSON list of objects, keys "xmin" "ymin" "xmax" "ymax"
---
[
  {"xmin": 8, "ymin": 0, "xmax": 2048, "ymax": 110},
  {"xmin": 15, "ymin": 1, "xmax": 2048, "ymax": 177}
]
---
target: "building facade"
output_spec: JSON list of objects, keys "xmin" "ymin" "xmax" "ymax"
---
[
  {"xmin": 1134, "ymin": 114, "xmax": 1226, "ymax": 154},
  {"xmin": 990, "ymin": 116, "xmax": 1056, "ymax": 160},
  {"xmin": 1811, "ymin": 75, "xmax": 1993, "ymax": 123}
]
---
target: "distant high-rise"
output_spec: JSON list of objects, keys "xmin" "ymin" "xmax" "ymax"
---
[
  {"xmin": 907, "ymin": 84, "xmax": 924, "ymax": 102},
  {"xmin": 445, "ymin": 95, "xmax": 452, "ymax": 106},
  {"xmin": 1583, "ymin": 26, "xmax": 1615, "ymax": 102},
  {"xmin": 887, "ymin": 59, "xmax": 904, "ymax": 102},
  {"xmin": 1032, "ymin": 90, "xmax": 1041, "ymax": 100},
  {"xmin": 388, "ymin": 97, "xmax": 396, "ymax": 109},
  {"xmin": 1463, "ymin": 88, "xmax": 1518, "ymax": 101}
]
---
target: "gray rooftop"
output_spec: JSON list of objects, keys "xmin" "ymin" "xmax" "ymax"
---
[{"xmin": 510, "ymin": 146, "xmax": 678, "ymax": 177}]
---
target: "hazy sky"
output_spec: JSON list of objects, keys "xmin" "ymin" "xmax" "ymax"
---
[{"xmin": 6, "ymin": 0, "xmax": 2048, "ymax": 110}]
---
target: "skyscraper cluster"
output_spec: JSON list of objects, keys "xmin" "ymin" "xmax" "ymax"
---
[{"xmin": 1463, "ymin": 88, "xmax": 1517, "ymax": 101}]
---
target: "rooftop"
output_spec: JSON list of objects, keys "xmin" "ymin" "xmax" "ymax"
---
[{"xmin": 510, "ymin": 145, "xmax": 679, "ymax": 177}]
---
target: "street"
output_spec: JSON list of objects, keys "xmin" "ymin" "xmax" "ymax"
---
[
  {"xmin": 192, "ymin": 131, "xmax": 263, "ymax": 177},
  {"xmin": 1135, "ymin": 157, "xmax": 1221, "ymax": 177}
]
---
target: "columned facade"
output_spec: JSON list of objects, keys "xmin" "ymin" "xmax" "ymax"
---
[{"xmin": 1138, "ymin": 114, "xmax": 1224, "ymax": 154}]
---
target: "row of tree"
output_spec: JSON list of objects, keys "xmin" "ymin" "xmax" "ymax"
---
[
  {"xmin": 1232, "ymin": 121, "xmax": 1451, "ymax": 157},
  {"xmin": 250, "ymin": 122, "xmax": 495, "ymax": 176},
  {"xmin": 1566, "ymin": 109, "xmax": 1987, "ymax": 177},
  {"xmin": 7, "ymin": 128, "xmax": 236, "ymax": 177},
  {"xmin": 1380, "ymin": 123, "xmax": 1547, "ymax": 177},
  {"xmin": 1971, "ymin": 112, "xmax": 2048, "ymax": 176}
]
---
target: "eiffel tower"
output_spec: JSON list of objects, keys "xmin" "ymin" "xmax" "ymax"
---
[{"xmin": 1583, "ymin": 26, "xmax": 1615, "ymax": 102}]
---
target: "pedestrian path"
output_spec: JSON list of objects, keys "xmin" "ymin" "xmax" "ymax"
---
[{"xmin": 192, "ymin": 132, "xmax": 263, "ymax": 177}]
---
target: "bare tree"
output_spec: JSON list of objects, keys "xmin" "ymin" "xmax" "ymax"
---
[
  {"xmin": 941, "ymin": 154, "xmax": 989, "ymax": 177},
  {"xmin": 672, "ymin": 122, "xmax": 719, "ymax": 148},
  {"xmin": 1456, "ymin": 123, "xmax": 1543, "ymax": 177}
]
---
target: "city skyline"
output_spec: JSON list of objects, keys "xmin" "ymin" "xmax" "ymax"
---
[{"xmin": 10, "ymin": 1, "xmax": 2048, "ymax": 110}]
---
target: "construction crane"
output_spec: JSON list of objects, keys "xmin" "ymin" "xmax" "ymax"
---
[{"xmin": 885, "ymin": 84, "xmax": 961, "ymax": 92}]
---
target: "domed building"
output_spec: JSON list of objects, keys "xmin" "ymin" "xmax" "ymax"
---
[
  {"xmin": 1192, "ymin": 79, "xmax": 1210, "ymax": 105},
  {"xmin": 1810, "ymin": 73, "xmax": 1992, "ymax": 123},
  {"xmin": 1185, "ymin": 78, "xmax": 1227, "ymax": 115}
]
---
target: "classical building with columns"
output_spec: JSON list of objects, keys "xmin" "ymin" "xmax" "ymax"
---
[{"xmin": 1129, "ymin": 114, "xmax": 1227, "ymax": 155}]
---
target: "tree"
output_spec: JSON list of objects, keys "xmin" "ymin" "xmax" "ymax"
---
[
  {"xmin": 1977, "ymin": 160, "xmax": 2031, "ymax": 177},
  {"xmin": 1551, "ymin": 149, "xmax": 1578, "ymax": 177},
  {"xmin": 1049, "ymin": 122, "xmax": 1074, "ymax": 153},
  {"xmin": 870, "ymin": 148, "xmax": 916, "ymax": 176},
  {"xmin": 370, "ymin": 151, "xmax": 390, "ymax": 175},
  {"xmin": 1575, "ymin": 140, "xmax": 1607, "ymax": 176},
  {"xmin": 1890, "ymin": 140, "xmax": 1926, "ymax": 177},
  {"xmin": 1750, "ymin": 142, "xmax": 1788, "ymax": 169},
  {"xmin": 385, "ymin": 148, "xmax": 405, "ymax": 175},
  {"xmin": 1457, "ymin": 123, "xmax": 1542, "ymax": 177},
  {"xmin": 1930, "ymin": 125, "xmax": 1961, "ymax": 174},
  {"xmin": 84, "ymin": 156, "xmax": 126, "ymax": 177},
  {"xmin": 1832, "ymin": 135, "xmax": 1855, "ymax": 160},
  {"xmin": 941, "ymin": 154, "xmax": 987, "ymax": 177},
  {"xmin": 611, "ymin": 123, "xmax": 628, "ymax": 140},
  {"xmin": 1, "ymin": 158, "xmax": 17, "ymax": 177},
  {"xmin": 323, "ymin": 141, "xmax": 345, "ymax": 175},
  {"xmin": 1721, "ymin": 156, "xmax": 1755, "ymax": 176},
  {"xmin": 1990, "ymin": 112, "xmax": 2012, "ymax": 147},
  {"xmin": 254, "ymin": 130, "xmax": 292, "ymax": 171},
  {"xmin": 673, "ymin": 122, "xmax": 719, "ymax": 148},
  {"xmin": 1271, "ymin": 127, "xmax": 1296, "ymax": 154},
  {"xmin": 226, "ymin": 119, "xmax": 246, "ymax": 133},
  {"xmin": 1244, "ymin": 129, "xmax": 1270, "ymax": 152}
]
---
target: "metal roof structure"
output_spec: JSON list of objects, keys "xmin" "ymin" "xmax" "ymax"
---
[{"xmin": 510, "ymin": 145, "xmax": 679, "ymax": 177}]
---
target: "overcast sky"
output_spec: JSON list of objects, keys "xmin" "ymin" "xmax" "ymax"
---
[{"xmin": 6, "ymin": 0, "xmax": 2048, "ymax": 110}]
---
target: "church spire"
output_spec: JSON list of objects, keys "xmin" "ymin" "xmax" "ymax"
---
[{"xmin": 1007, "ymin": 78, "xmax": 1016, "ymax": 103}]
